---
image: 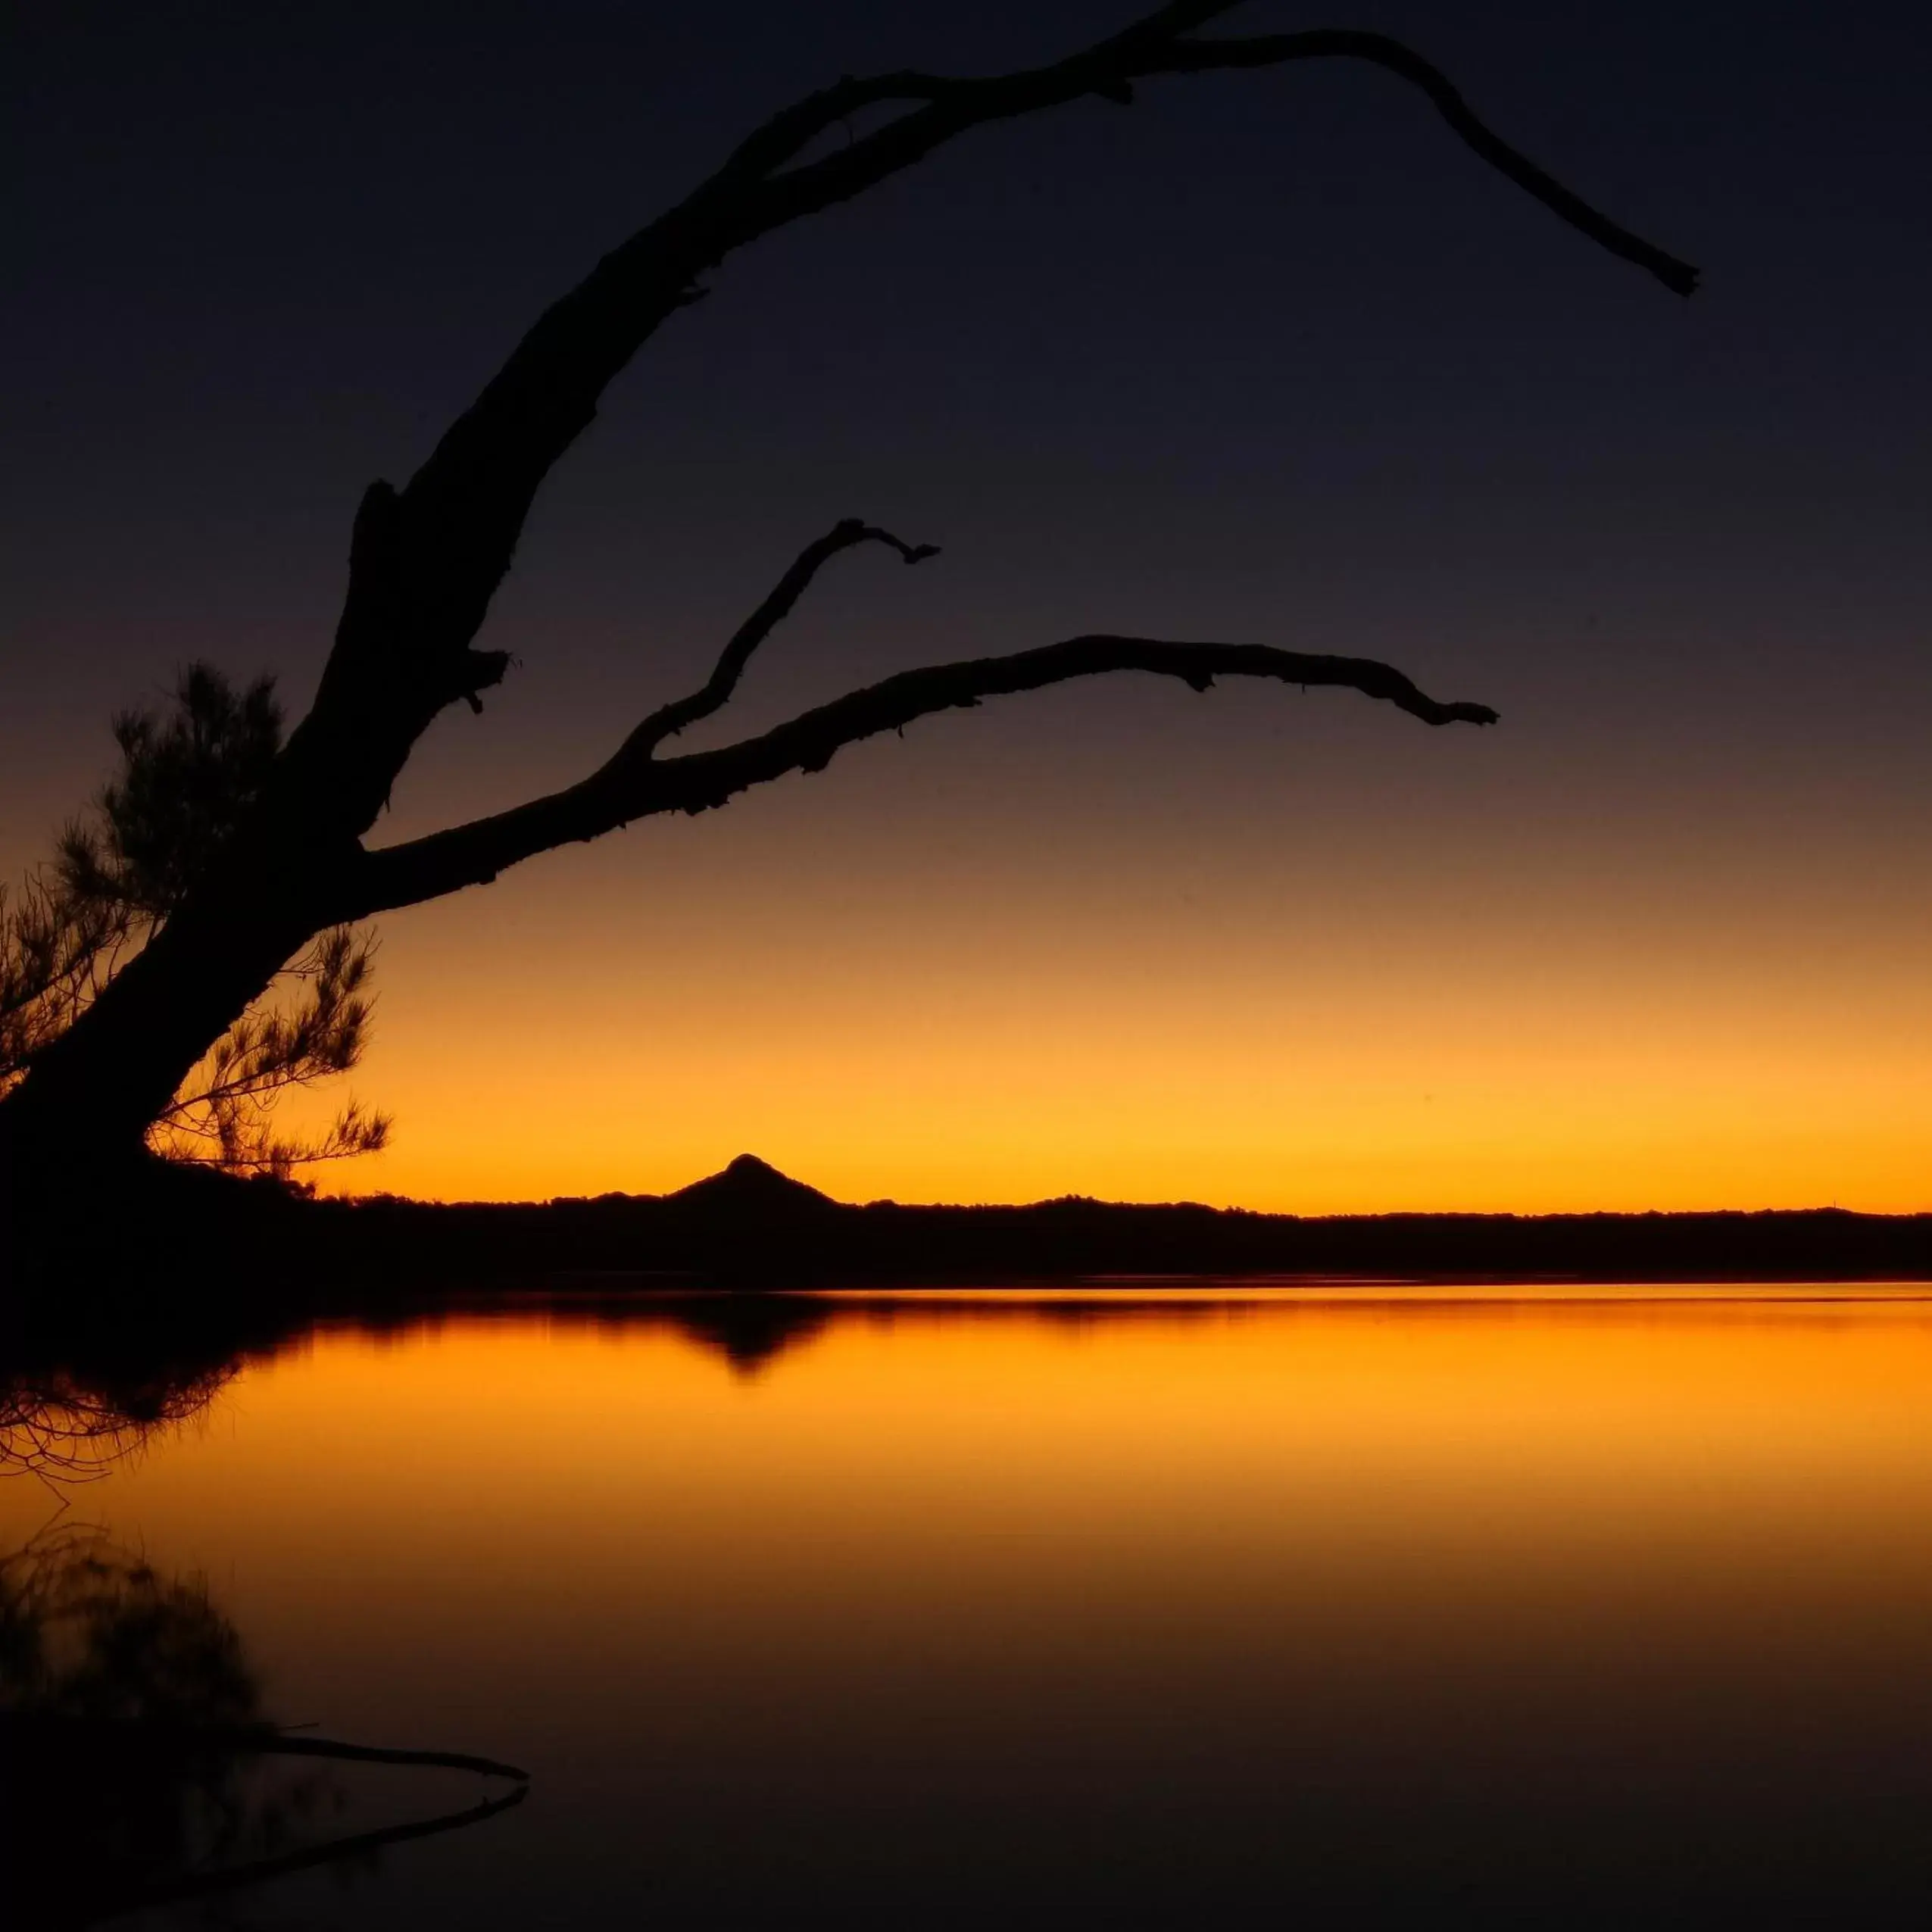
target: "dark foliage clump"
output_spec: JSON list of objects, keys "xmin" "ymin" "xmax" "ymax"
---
[{"xmin": 2, "ymin": 666, "xmax": 389, "ymax": 1178}]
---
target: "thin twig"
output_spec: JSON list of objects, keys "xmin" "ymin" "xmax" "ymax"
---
[{"xmin": 623, "ymin": 519, "xmax": 938, "ymax": 755}]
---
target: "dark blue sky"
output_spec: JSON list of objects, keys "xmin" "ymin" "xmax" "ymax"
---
[{"xmin": 11, "ymin": 2, "xmax": 1926, "ymax": 777}]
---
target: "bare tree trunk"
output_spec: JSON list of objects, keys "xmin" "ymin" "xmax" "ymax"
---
[{"xmin": 3, "ymin": 878, "xmax": 316, "ymax": 1163}]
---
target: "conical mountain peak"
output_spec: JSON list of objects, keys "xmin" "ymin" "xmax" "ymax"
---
[{"xmin": 669, "ymin": 1153, "xmax": 837, "ymax": 1210}]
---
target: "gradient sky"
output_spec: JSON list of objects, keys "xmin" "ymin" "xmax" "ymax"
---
[{"xmin": 6, "ymin": 2, "xmax": 1928, "ymax": 1209}]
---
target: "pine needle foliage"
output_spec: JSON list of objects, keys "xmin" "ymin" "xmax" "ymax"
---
[{"xmin": 2, "ymin": 666, "xmax": 390, "ymax": 1179}]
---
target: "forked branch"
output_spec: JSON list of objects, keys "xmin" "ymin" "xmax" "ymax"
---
[
  {"xmin": 323, "ymin": 2, "xmax": 1695, "ymax": 817},
  {"xmin": 624, "ymin": 520, "xmax": 938, "ymax": 755},
  {"xmin": 342, "ymin": 629, "xmax": 1496, "ymax": 918}
]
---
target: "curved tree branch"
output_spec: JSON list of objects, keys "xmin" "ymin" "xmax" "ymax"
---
[
  {"xmin": 729, "ymin": 26, "xmax": 1698, "ymax": 297},
  {"xmin": 1155, "ymin": 33, "xmax": 1699, "ymax": 294},
  {"xmin": 709, "ymin": 5, "xmax": 1252, "ymax": 185},
  {"xmin": 624, "ymin": 519, "xmax": 939, "ymax": 756},
  {"xmin": 340, "ymin": 635, "xmax": 1495, "ymax": 918},
  {"xmin": 103, "ymin": 1786, "xmax": 527, "ymax": 1919},
  {"xmin": 295, "ymin": 5, "xmax": 1694, "ymax": 843}
]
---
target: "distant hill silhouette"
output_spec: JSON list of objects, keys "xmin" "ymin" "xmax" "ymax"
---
[
  {"xmin": 666, "ymin": 1153, "xmax": 838, "ymax": 1214},
  {"xmin": 11, "ymin": 1152, "xmax": 1928, "ymax": 1316},
  {"xmin": 292, "ymin": 1156, "xmax": 1930, "ymax": 1289}
]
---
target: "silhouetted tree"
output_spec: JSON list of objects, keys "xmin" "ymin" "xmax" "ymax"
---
[
  {"xmin": 0, "ymin": 1523, "xmax": 526, "ymax": 1921},
  {"xmin": 0, "ymin": 4, "xmax": 1696, "ymax": 1213},
  {"xmin": 2, "ymin": 667, "xmax": 389, "ymax": 1181},
  {"xmin": 0, "ymin": 1525, "xmax": 277, "ymax": 1916}
]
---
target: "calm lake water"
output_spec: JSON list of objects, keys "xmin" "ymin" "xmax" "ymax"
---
[{"xmin": 8, "ymin": 1285, "xmax": 1932, "ymax": 1926}]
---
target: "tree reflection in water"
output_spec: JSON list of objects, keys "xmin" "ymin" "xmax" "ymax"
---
[
  {"xmin": 0, "ymin": 1360, "xmax": 239, "ymax": 1488},
  {"xmin": 1, "ymin": 1361, "xmax": 526, "ymax": 1927},
  {"xmin": 0, "ymin": 1285, "xmax": 1316, "ymax": 1920}
]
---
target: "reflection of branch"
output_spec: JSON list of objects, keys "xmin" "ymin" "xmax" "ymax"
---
[
  {"xmin": 226, "ymin": 1723, "xmax": 530, "ymax": 1781},
  {"xmin": 1, "ymin": 1365, "xmax": 238, "ymax": 1487},
  {"xmin": 0, "ymin": 1708, "xmax": 528, "ymax": 1781},
  {"xmin": 87, "ymin": 1781, "xmax": 529, "ymax": 1924},
  {"xmin": 2, "ymin": 1523, "xmax": 531, "ymax": 1925}
]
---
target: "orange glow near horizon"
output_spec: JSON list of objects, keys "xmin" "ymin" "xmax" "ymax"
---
[
  {"xmin": 279, "ymin": 780, "xmax": 1932, "ymax": 1212},
  {"xmin": 305, "ymin": 1007, "xmax": 1932, "ymax": 1213}
]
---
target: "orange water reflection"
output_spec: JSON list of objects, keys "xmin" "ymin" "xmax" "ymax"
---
[{"xmin": 9, "ymin": 1287, "xmax": 1931, "ymax": 1924}]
